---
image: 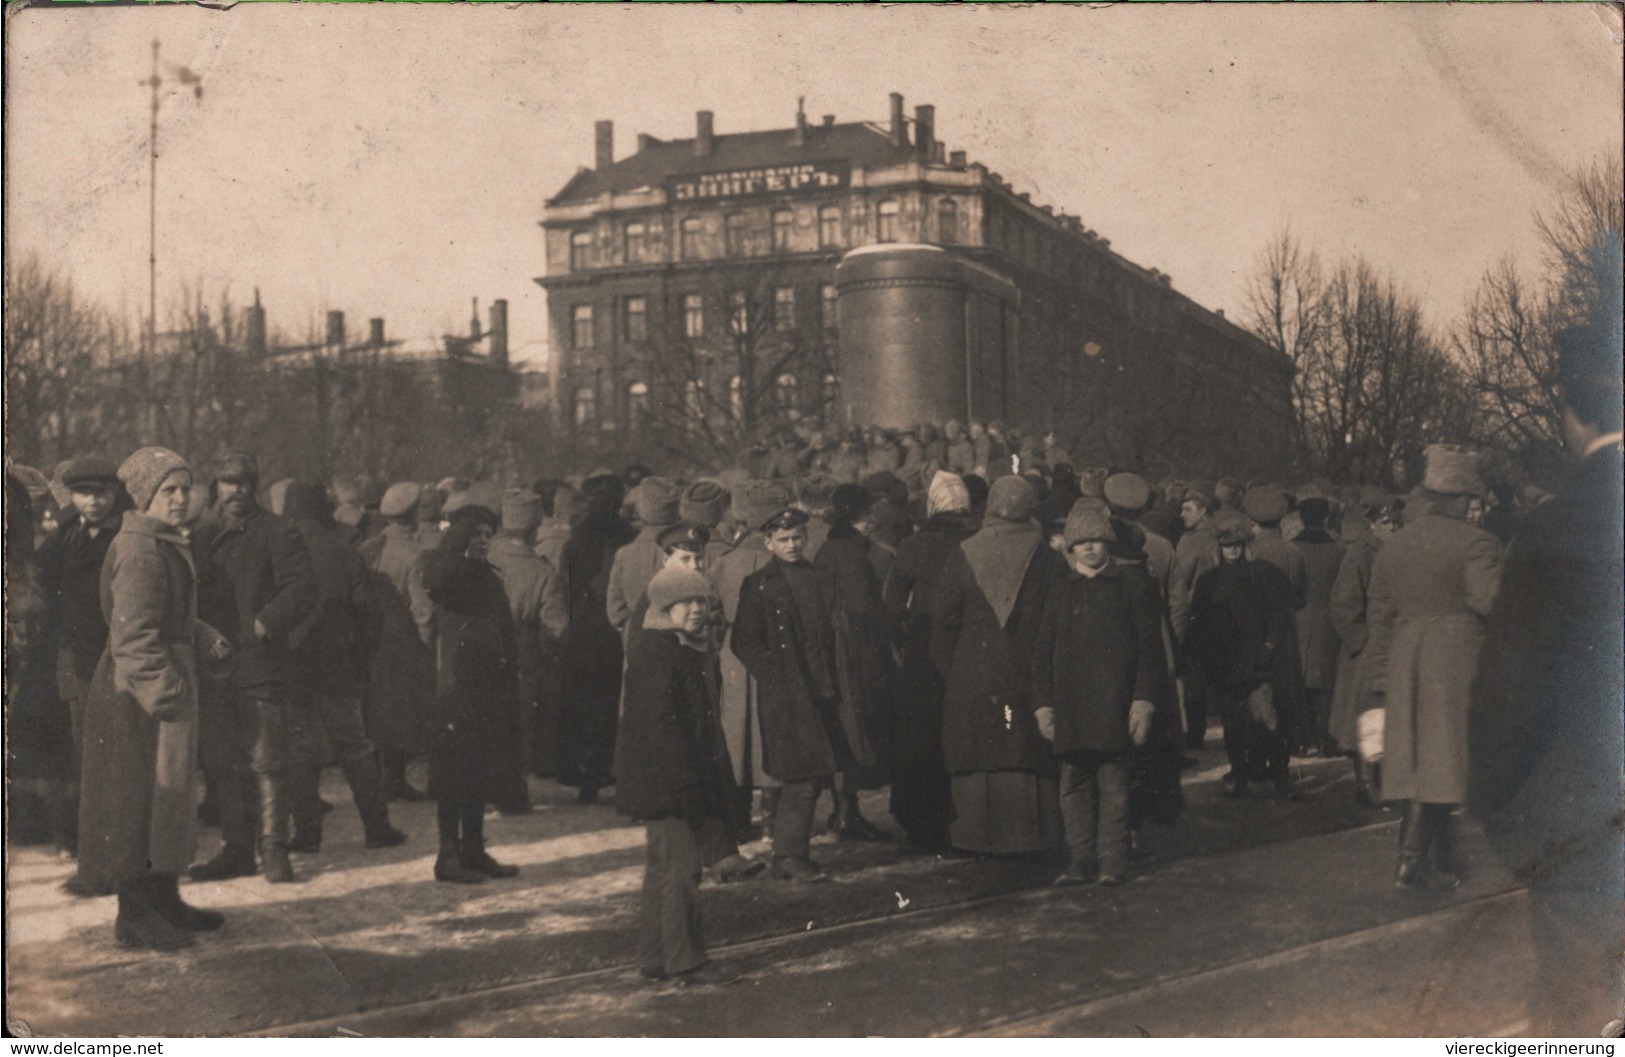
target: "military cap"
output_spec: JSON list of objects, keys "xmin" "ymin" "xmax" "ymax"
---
[
  {"xmin": 1212, "ymin": 511, "xmax": 1255, "ymax": 547},
  {"xmin": 1103, "ymin": 471, "xmax": 1151, "ymax": 515},
  {"xmin": 1242, "ymin": 483, "xmax": 1290, "ymax": 525},
  {"xmin": 502, "ymin": 489, "xmax": 544, "ymax": 534},
  {"xmin": 59, "ymin": 456, "xmax": 120, "ymax": 490},
  {"xmin": 214, "ymin": 449, "xmax": 259, "ymax": 484},
  {"xmin": 986, "ymin": 475, "xmax": 1037, "ymax": 522},
  {"xmin": 1064, "ymin": 506, "xmax": 1115, "ymax": 548},
  {"xmin": 1421, "ymin": 444, "xmax": 1484, "ymax": 498},
  {"xmin": 380, "ymin": 481, "xmax": 422, "ymax": 518},
  {"xmin": 761, "ymin": 506, "xmax": 810, "ymax": 534},
  {"xmin": 657, "ymin": 521, "xmax": 711, "ymax": 552}
]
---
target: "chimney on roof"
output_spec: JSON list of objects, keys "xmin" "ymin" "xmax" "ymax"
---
[
  {"xmin": 914, "ymin": 104, "xmax": 935, "ymax": 156},
  {"xmin": 490, "ymin": 299, "xmax": 509, "ymax": 368},
  {"xmin": 595, "ymin": 120, "xmax": 614, "ymax": 171},
  {"xmin": 695, "ymin": 110, "xmax": 714, "ymax": 156},
  {"xmin": 889, "ymin": 92, "xmax": 906, "ymax": 147},
  {"xmin": 369, "ymin": 318, "xmax": 385, "ymax": 347},
  {"xmin": 637, "ymin": 133, "xmax": 656, "ymax": 152},
  {"xmin": 793, "ymin": 97, "xmax": 808, "ymax": 146},
  {"xmin": 246, "ymin": 288, "xmax": 267, "ymax": 357},
  {"xmin": 471, "ymin": 297, "xmax": 481, "ymax": 340},
  {"xmin": 326, "ymin": 310, "xmax": 345, "ymax": 350},
  {"xmin": 822, "ymin": 114, "xmax": 835, "ymax": 127},
  {"xmin": 949, "ymin": 150, "xmax": 966, "ymax": 167}
]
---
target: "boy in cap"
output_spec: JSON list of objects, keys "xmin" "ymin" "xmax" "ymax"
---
[
  {"xmin": 1032, "ymin": 507, "xmax": 1166, "ymax": 886},
  {"xmin": 615, "ymin": 565, "xmax": 742, "ymax": 988}
]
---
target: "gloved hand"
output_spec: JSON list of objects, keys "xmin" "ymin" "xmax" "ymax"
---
[
  {"xmin": 1128, "ymin": 700, "xmax": 1155, "ymax": 746},
  {"xmin": 1034, "ymin": 706, "xmax": 1056, "ymax": 743}
]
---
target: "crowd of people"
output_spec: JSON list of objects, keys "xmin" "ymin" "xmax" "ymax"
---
[{"xmin": 4, "ymin": 304, "xmax": 1619, "ymax": 1025}]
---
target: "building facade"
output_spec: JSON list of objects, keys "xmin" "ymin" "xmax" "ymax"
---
[{"xmin": 540, "ymin": 93, "xmax": 1294, "ymax": 476}]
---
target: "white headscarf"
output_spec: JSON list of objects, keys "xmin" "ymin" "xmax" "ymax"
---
[{"xmin": 926, "ymin": 471, "xmax": 970, "ymax": 518}]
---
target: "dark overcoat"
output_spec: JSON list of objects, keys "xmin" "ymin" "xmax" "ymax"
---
[
  {"xmin": 731, "ymin": 558, "xmax": 876, "ymax": 783},
  {"xmin": 358, "ymin": 525, "xmax": 432, "ymax": 754},
  {"xmin": 1293, "ymin": 530, "xmax": 1347, "ymax": 692},
  {"xmin": 712, "ymin": 535, "xmax": 774, "ymax": 786},
  {"xmin": 1327, "ymin": 534, "xmax": 1381, "ymax": 753},
  {"xmin": 1185, "ymin": 558, "xmax": 1299, "ymax": 694},
  {"xmin": 1031, "ymin": 562, "xmax": 1168, "ymax": 756},
  {"xmin": 1367, "ymin": 511, "xmax": 1502, "ymax": 803},
  {"xmin": 1469, "ymin": 445, "xmax": 1623, "ymax": 883},
  {"xmin": 419, "ymin": 548, "xmax": 527, "ymax": 805},
  {"xmin": 37, "ymin": 512, "xmax": 123, "ymax": 693},
  {"xmin": 815, "ymin": 523, "xmax": 896, "ymax": 782},
  {"xmin": 77, "ymin": 514, "xmax": 216, "ymax": 887},
  {"xmin": 931, "ymin": 539, "xmax": 1069, "ymax": 776},
  {"xmin": 614, "ymin": 622, "xmax": 739, "ymax": 825},
  {"xmin": 287, "ymin": 518, "xmax": 376, "ymax": 699},
  {"xmin": 193, "ymin": 504, "xmax": 317, "ymax": 695}
]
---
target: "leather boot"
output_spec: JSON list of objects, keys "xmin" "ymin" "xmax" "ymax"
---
[
  {"xmin": 1395, "ymin": 800, "xmax": 1436, "ymax": 889},
  {"xmin": 382, "ymin": 749, "xmax": 428, "ymax": 802},
  {"xmin": 257, "ymin": 773, "xmax": 294, "ymax": 882},
  {"xmin": 343, "ymin": 756, "xmax": 407, "ymax": 848},
  {"xmin": 434, "ymin": 836, "xmax": 486, "ymax": 884},
  {"xmin": 759, "ymin": 788, "xmax": 781, "ymax": 838},
  {"xmin": 286, "ymin": 764, "xmax": 324, "ymax": 854},
  {"xmin": 1430, "ymin": 804, "xmax": 1467, "ymax": 882},
  {"xmin": 114, "ymin": 879, "xmax": 193, "ymax": 951},
  {"xmin": 188, "ymin": 843, "xmax": 257, "ymax": 881},
  {"xmin": 831, "ymin": 792, "xmax": 883, "ymax": 842},
  {"xmin": 260, "ymin": 839, "xmax": 294, "ymax": 884},
  {"xmin": 459, "ymin": 809, "xmax": 518, "ymax": 878},
  {"xmin": 147, "ymin": 873, "xmax": 224, "ymax": 932}
]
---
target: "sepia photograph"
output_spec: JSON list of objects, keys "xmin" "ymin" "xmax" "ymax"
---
[{"xmin": 4, "ymin": 2, "xmax": 1622, "ymax": 1040}]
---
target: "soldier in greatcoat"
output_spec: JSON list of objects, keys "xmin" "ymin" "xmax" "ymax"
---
[
  {"xmin": 1292, "ymin": 497, "xmax": 1347, "ymax": 756},
  {"xmin": 487, "ymin": 488, "xmax": 565, "ymax": 799}
]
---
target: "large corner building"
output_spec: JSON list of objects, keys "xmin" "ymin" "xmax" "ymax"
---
[{"xmin": 538, "ymin": 93, "xmax": 1293, "ymax": 476}]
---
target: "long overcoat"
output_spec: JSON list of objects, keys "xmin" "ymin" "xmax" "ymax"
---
[
  {"xmin": 1326, "ymin": 534, "xmax": 1381, "ymax": 753},
  {"xmin": 731, "ymin": 558, "xmax": 876, "ymax": 783},
  {"xmin": 1293, "ymin": 530, "xmax": 1347, "ymax": 692},
  {"xmin": 1031, "ymin": 562, "xmax": 1168, "ymax": 756},
  {"xmin": 815, "ymin": 523, "xmax": 895, "ymax": 783},
  {"xmin": 286, "ymin": 517, "xmax": 376, "ymax": 699},
  {"xmin": 614, "ymin": 623, "xmax": 739, "ymax": 826},
  {"xmin": 711, "ymin": 535, "xmax": 774, "ymax": 786},
  {"xmin": 357, "ymin": 524, "xmax": 433, "ymax": 753},
  {"xmin": 77, "ymin": 513, "xmax": 220, "ymax": 887},
  {"xmin": 1366, "ymin": 511, "xmax": 1502, "ymax": 803},
  {"xmin": 419, "ymin": 547, "xmax": 527, "ymax": 806},
  {"xmin": 931, "ymin": 533, "xmax": 1069, "ymax": 776},
  {"xmin": 192, "ymin": 504, "xmax": 316, "ymax": 696}
]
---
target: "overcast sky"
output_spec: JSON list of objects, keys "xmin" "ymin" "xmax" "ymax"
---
[{"xmin": 7, "ymin": 4, "xmax": 1621, "ymax": 368}]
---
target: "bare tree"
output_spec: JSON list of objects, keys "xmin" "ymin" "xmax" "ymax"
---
[{"xmin": 1243, "ymin": 229, "xmax": 1328, "ymax": 469}]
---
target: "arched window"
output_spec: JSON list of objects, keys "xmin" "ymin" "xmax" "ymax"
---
[
  {"xmin": 724, "ymin": 213, "xmax": 749, "ymax": 257},
  {"xmin": 679, "ymin": 217, "xmax": 703, "ymax": 261},
  {"xmin": 818, "ymin": 206, "xmax": 842, "ymax": 248},
  {"xmin": 570, "ymin": 230, "xmax": 593, "ymax": 271},
  {"xmin": 876, "ymin": 199, "xmax": 900, "ymax": 243},
  {"xmin": 627, "ymin": 381, "xmax": 649, "ymax": 432},
  {"xmin": 772, "ymin": 209, "xmax": 794, "ymax": 252},
  {"xmin": 937, "ymin": 198, "xmax": 958, "ymax": 245},
  {"xmin": 574, "ymin": 385, "xmax": 597, "ymax": 429}
]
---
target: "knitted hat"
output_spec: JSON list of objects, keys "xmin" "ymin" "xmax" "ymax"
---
[
  {"xmin": 926, "ymin": 471, "xmax": 970, "ymax": 517},
  {"xmin": 1421, "ymin": 444, "xmax": 1484, "ymax": 497},
  {"xmin": 1212, "ymin": 511, "xmax": 1255, "ymax": 547},
  {"xmin": 1242, "ymin": 484, "xmax": 1290, "ymax": 525},
  {"xmin": 646, "ymin": 565, "xmax": 714, "ymax": 614},
  {"xmin": 380, "ymin": 481, "xmax": 422, "ymax": 518},
  {"xmin": 1064, "ymin": 505, "xmax": 1115, "ymax": 547},
  {"xmin": 119, "ymin": 447, "xmax": 191, "ymax": 513},
  {"xmin": 59, "ymin": 455, "xmax": 120, "ymax": 490},
  {"xmin": 985, "ymin": 475, "xmax": 1037, "ymax": 522},
  {"xmin": 735, "ymin": 480, "xmax": 793, "ymax": 531},
  {"xmin": 1103, "ymin": 472, "xmax": 1151, "ymax": 515},
  {"xmin": 501, "ymin": 489, "xmax": 544, "ymax": 534},
  {"xmin": 832, "ymin": 483, "xmax": 875, "ymax": 524},
  {"xmin": 214, "ymin": 449, "xmax": 259, "ymax": 485},
  {"xmin": 680, "ymin": 480, "xmax": 729, "ymax": 528},
  {"xmin": 634, "ymin": 476, "xmax": 681, "ymax": 527},
  {"xmin": 282, "ymin": 479, "xmax": 333, "ymax": 522}
]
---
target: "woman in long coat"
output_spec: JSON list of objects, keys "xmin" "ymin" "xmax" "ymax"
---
[
  {"xmin": 883, "ymin": 472, "xmax": 976, "ymax": 851},
  {"xmin": 931, "ymin": 476, "xmax": 1069, "ymax": 855},
  {"xmin": 420, "ymin": 505, "xmax": 527, "ymax": 884},
  {"xmin": 1367, "ymin": 448, "xmax": 1501, "ymax": 889},
  {"xmin": 78, "ymin": 448, "xmax": 230, "ymax": 950}
]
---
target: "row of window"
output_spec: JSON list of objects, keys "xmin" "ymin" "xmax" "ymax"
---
[
  {"xmin": 570, "ymin": 285, "xmax": 838, "ymax": 349},
  {"xmin": 573, "ymin": 373, "xmax": 840, "ymax": 430},
  {"xmin": 568, "ymin": 199, "xmax": 960, "ymax": 269}
]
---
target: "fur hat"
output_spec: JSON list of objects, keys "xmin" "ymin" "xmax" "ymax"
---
[
  {"xmin": 1064, "ymin": 505, "xmax": 1115, "ymax": 547},
  {"xmin": 1212, "ymin": 511, "xmax": 1255, "ymax": 547},
  {"xmin": 680, "ymin": 480, "xmax": 729, "ymax": 528},
  {"xmin": 646, "ymin": 565, "xmax": 714, "ymax": 614},
  {"xmin": 634, "ymin": 476, "xmax": 681, "ymax": 527},
  {"xmin": 1103, "ymin": 472, "xmax": 1151, "ymax": 515},
  {"xmin": 734, "ymin": 480, "xmax": 793, "ymax": 532},
  {"xmin": 213, "ymin": 449, "xmax": 259, "ymax": 485},
  {"xmin": 380, "ymin": 482, "xmax": 422, "ymax": 518},
  {"xmin": 1242, "ymin": 484, "xmax": 1290, "ymax": 525},
  {"xmin": 1421, "ymin": 444, "xmax": 1485, "ymax": 497},
  {"xmin": 985, "ymin": 475, "xmax": 1037, "ymax": 522},
  {"xmin": 119, "ymin": 447, "xmax": 191, "ymax": 513},
  {"xmin": 926, "ymin": 471, "xmax": 971, "ymax": 517},
  {"xmin": 501, "ymin": 489, "xmax": 544, "ymax": 534}
]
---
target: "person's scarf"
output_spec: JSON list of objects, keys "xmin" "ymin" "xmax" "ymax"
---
[{"xmin": 959, "ymin": 516, "xmax": 1041, "ymax": 629}]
